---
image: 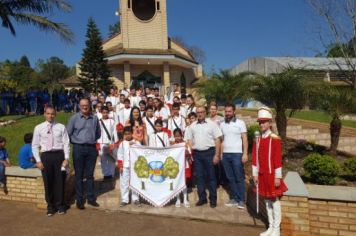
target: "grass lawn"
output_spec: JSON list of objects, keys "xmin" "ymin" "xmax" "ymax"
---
[
  {"xmin": 243, "ymin": 108, "xmax": 356, "ymax": 128},
  {"xmin": 0, "ymin": 113, "xmax": 73, "ymax": 164},
  {"xmin": 291, "ymin": 110, "xmax": 356, "ymax": 128}
]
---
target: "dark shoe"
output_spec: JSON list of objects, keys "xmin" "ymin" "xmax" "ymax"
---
[
  {"xmin": 47, "ymin": 210, "xmax": 56, "ymax": 217},
  {"xmin": 103, "ymin": 176, "xmax": 113, "ymax": 181},
  {"xmin": 210, "ymin": 202, "xmax": 217, "ymax": 208},
  {"xmin": 76, "ymin": 202, "xmax": 85, "ymax": 210},
  {"xmin": 58, "ymin": 208, "xmax": 66, "ymax": 215},
  {"xmin": 87, "ymin": 201, "xmax": 100, "ymax": 207},
  {"xmin": 195, "ymin": 200, "xmax": 208, "ymax": 206}
]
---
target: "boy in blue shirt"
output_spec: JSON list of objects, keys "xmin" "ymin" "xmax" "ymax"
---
[
  {"xmin": 19, "ymin": 133, "xmax": 36, "ymax": 169},
  {"xmin": 0, "ymin": 136, "xmax": 11, "ymax": 188}
]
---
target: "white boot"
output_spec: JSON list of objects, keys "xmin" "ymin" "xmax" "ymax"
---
[
  {"xmin": 260, "ymin": 200, "xmax": 274, "ymax": 236},
  {"xmin": 270, "ymin": 200, "xmax": 281, "ymax": 236}
]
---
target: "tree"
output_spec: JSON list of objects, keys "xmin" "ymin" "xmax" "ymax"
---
[
  {"xmin": 311, "ymin": 83, "xmax": 356, "ymax": 155},
  {"xmin": 307, "ymin": 0, "xmax": 356, "ymax": 88},
  {"xmin": 36, "ymin": 56, "xmax": 70, "ymax": 91},
  {"xmin": 0, "ymin": 59, "xmax": 43, "ymax": 91},
  {"xmin": 19, "ymin": 55, "xmax": 31, "ymax": 68},
  {"xmin": 108, "ymin": 21, "xmax": 121, "ymax": 38},
  {"xmin": 171, "ymin": 36, "xmax": 206, "ymax": 65},
  {"xmin": 245, "ymin": 69, "xmax": 308, "ymax": 140},
  {"xmin": 194, "ymin": 70, "xmax": 251, "ymax": 104},
  {"xmin": 79, "ymin": 18, "xmax": 112, "ymax": 93},
  {"xmin": 0, "ymin": 0, "xmax": 74, "ymax": 43}
]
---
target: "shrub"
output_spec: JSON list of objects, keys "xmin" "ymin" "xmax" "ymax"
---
[
  {"xmin": 343, "ymin": 157, "xmax": 356, "ymax": 179},
  {"xmin": 303, "ymin": 153, "xmax": 340, "ymax": 185},
  {"xmin": 247, "ymin": 125, "xmax": 260, "ymax": 150}
]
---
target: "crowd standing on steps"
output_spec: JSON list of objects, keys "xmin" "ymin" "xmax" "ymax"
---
[{"xmin": 0, "ymin": 83, "xmax": 287, "ymax": 236}]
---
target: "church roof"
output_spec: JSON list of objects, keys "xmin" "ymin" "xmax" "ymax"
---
[
  {"xmin": 60, "ymin": 75, "xmax": 80, "ymax": 85},
  {"xmin": 102, "ymin": 33, "xmax": 198, "ymax": 65},
  {"xmin": 231, "ymin": 57, "xmax": 356, "ymax": 75},
  {"xmin": 104, "ymin": 44, "xmax": 198, "ymax": 64}
]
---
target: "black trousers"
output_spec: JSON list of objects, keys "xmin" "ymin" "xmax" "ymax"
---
[{"xmin": 40, "ymin": 151, "xmax": 66, "ymax": 211}]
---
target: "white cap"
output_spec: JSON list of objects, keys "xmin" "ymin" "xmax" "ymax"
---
[{"xmin": 257, "ymin": 107, "xmax": 273, "ymax": 121}]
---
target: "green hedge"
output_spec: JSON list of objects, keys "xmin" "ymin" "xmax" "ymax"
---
[{"xmin": 304, "ymin": 153, "xmax": 340, "ymax": 185}]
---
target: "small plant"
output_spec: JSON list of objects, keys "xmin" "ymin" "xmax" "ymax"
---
[
  {"xmin": 343, "ymin": 157, "xmax": 356, "ymax": 179},
  {"xmin": 304, "ymin": 153, "xmax": 341, "ymax": 185},
  {"xmin": 247, "ymin": 125, "xmax": 260, "ymax": 150}
]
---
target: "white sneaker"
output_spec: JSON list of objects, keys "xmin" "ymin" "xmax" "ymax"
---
[
  {"xmin": 175, "ymin": 201, "xmax": 181, "ymax": 208},
  {"xmin": 237, "ymin": 201, "xmax": 246, "ymax": 209},
  {"xmin": 260, "ymin": 228, "xmax": 273, "ymax": 236},
  {"xmin": 184, "ymin": 201, "xmax": 190, "ymax": 208},
  {"xmin": 225, "ymin": 199, "xmax": 238, "ymax": 207}
]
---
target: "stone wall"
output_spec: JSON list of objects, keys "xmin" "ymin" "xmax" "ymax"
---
[
  {"xmin": 0, "ymin": 167, "xmax": 46, "ymax": 208},
  {"xmin": 250, "ymin": 172, "xmax": 356, "ymax": 236}
]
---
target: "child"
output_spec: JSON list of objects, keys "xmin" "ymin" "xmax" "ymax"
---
[
  {"xmin": 19, "ymin": 133, "xmax": 36, "ymax": 169},
  {"xmin": 252, "ymin": 107, "xmax": 287, "ymax": 236},
  {"xmin": 0, "ymin": 136, "xmax": 11, "ymax": 188},
  {"xmin": 172, "ymin": 129, "xmax": 192, "ymax": 208},
  {"xmin": 143, "ymin": 106, "xmax": 156, "ymax": 139},
  {"xmin": 98, "ymin": 106, "xmax": 118, "ymax": 180},
  {"xmin": 148, "ymin": 119, "xmax": 170, "ymax": 148},
  {"xmin": 168, "ymin": 103, "xmax": 186, "ymax": 141},
  {"xmin": 118, "ymin": 98, "xmax": 131, "ymax": 126},
  {"xmin": 117, "ymin": 127, "xmax": 141, "ymax": 207}
]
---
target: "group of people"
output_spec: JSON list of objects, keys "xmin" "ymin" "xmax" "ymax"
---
[
  {"xmin": 0, "ymin": 84, "xmax": 287, "ymax": 236},
  {"xmin": 0, "ymin": 88, "xmax": 88, "ymax": 115}
]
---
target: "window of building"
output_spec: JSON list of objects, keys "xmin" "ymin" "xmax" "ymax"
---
[
  {"xmin": 128, "ymin": 0, "xmax": 131, "ymax": 8},
  {"xmin": 157, "ymin": 1, "xmax": 160, "ymax": 11}
]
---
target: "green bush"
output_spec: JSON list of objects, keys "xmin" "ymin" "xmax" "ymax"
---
[
  {"xmin": 247, "ymin": 125, "xmax": 260, "ymax": 150},
  {"xmin": 343, "ymin": 157, "xmax": 356, "ymax": 179},
  {"xmin": 303, "ymin": 153, "xmax": 340, "ymax": 185}
]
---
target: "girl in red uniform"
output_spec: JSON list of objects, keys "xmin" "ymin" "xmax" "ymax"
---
[
  {"xmin": 252, "ymin": 107, "xmax": 287, "ymax": 236},
  {"xmin": 172, "ymin": 128, "xmax": 192, "ymax": 208}
]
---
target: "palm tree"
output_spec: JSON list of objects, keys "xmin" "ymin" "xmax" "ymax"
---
[
  {"xmin": 312, "ymin": 84, "xmax": 356, "ymax": 155},
  {"xmin": 194, "ymin": 70, "xmax": 252, "ymax": 104},
  {"xmin": 0, "ymin": 0, "xmax": 73, "ymax": 43},
  {"xmin": 245, "ymin": 69, "xmax": 308, "ymax": 140}
]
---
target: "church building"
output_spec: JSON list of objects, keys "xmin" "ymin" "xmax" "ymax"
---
[{"xmin": 98, "ymin": 0, "xmax": 202, "ymax": 93}]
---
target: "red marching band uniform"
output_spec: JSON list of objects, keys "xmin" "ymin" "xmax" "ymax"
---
[
  {"xmin": 252, "ymin": 133, "xmax": 288, "ymax": 198},
  {"xmin": 253, "ymin": 107, "xmax": 287, "ymax": 236}
]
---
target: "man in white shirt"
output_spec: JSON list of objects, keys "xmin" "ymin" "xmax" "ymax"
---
[
  {"xmin": 185, "ymin": 106, "xmax": 222, "ymax": 208},
  {"xmin": 220, "ymin": 104, "xmax": 248, "ymax": 209},
  {"xmin": 120, "ymin": 83, "xmax": 130, "ymax": 97},
  {"xmin": 105, "ymin": 88, "xmax": 119, "ymax": 107},
  {"xmin": 32, "ymin": 106, "xmax": 70, "ymax": 216},
  {"xmin": 98, "ymin": 106, "xmax": 118, "ymax": 180}
]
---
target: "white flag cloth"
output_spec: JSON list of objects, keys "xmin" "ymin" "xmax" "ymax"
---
[{"xmin": 129, "ymin": 144, "xmax": 186, "ymax": 207}]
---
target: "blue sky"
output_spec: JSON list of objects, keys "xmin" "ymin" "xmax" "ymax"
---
[{"xmin": 0, "ymin": 0, "xmax": 325, "ymax": 71}]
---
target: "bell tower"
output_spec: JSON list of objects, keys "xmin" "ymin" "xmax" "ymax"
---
[{"xmin": 119, "ymin": 0, "xmax": 168, "ymax": 50}]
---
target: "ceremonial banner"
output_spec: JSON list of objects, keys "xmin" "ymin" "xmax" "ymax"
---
[{"xmin": 129, "ymin": 144, "xmax": 186, "ymax": 207}]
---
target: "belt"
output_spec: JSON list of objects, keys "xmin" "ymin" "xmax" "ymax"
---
[
  {"xmin": 193, "ymin": 147, "xmax": 215, "ymax": 153},
  {"xmin": 72, "ymin": 143, "xmax": 96, "ymax": 147},
  {"xmin": 42, "ymin": 150, "xmax": 64, "ymax": 154}
]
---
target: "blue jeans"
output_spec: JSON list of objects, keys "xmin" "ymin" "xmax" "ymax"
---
[
  {"xmin": 0, "ymin": 163, "xmax": 5, "ymax": 183},
  {"xmin": 73, "ymin": 144, "xmax": 98, "ymax": 204},
  {"xmin": 222, "ymin": 153, "xmax": 245, "ymax": 202},
  {"xmin": 193, "ymin": 148, "xmax": 217, "ymax": 203}
]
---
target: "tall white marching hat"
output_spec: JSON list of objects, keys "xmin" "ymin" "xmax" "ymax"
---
[{"xmin": 257, "ymin": 107, "xmax": 273, "ymax": 121}]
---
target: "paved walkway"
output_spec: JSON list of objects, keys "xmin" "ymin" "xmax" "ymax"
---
[
  {"xmin": 0, "ymin": 201, "xmax": 264, "ymax": 236},
  {"xmin": 94, "ymin": 173, "xmax": 265, "ymax": 228}
]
